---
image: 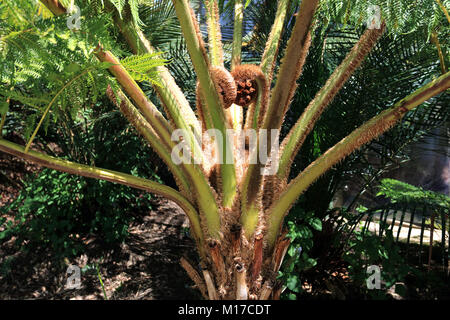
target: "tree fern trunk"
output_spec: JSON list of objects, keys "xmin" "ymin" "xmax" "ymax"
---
[{"xmin": 181, "ymin": 224, "xmax": 289, "ymax": 300}]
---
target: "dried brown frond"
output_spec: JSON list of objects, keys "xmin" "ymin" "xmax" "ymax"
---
[
  {"xmin": 250, "ymin": 232, "xmax": 264, "ymax": 286},
  {"xmin": 208, "ymin": 239, "xmax": 227, "ymax": 288},
  {"xmin": 271, "ymin": 228, "xmax": 291, "ymax": 272},
  {"xmin": 180, "ymin": 257, "xmax": 208, "ymax": 299}
]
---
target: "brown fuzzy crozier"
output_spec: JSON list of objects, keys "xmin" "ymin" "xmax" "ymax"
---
[{"xmin": 231, "ymin": 64, "xmax": 266, "ymax": 108}]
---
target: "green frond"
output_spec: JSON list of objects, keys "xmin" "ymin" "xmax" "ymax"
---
[
  {"xmin": 23, "ymin": 62, "xmax": 117, "ymax": 152},
  {"xmin": 0, "ymin": 89, "xmax": 51, "ymax": 110},
  {"xmin": 109, "ymin": 0, "xmax": 127, "ymax": 18},
  {"xmin": 120, "ymin": 52, "xmax": 169, "ymax": 86},
  {"xmin": 377, "ymin": 178, "xmax": 450, "ymax": 207},
  {"xmin": 318, "ymin": 0, "xmax": 450, "ymax": 37},
  {"xmin": 93, "ymin": 0, "xmax": 147, "ymax": 28}
]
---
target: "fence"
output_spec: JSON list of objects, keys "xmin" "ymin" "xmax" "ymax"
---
[{"xmin": 348, "ymin": 202, "xmax": 449, "ymax": 271}]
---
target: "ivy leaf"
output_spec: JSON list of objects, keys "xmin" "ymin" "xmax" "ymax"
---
[
  {"xmin": 288, "ymin": 244, "xmax": 302, "ymax": 257},
  {"xmin": 296, "ymin": 225, "xmax": 313, "ymax": 239},
  {"xmin": 287, "ymin": 293, "xmax": 297, "ymax": 300}
]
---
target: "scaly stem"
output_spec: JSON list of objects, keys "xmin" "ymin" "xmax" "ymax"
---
[
  {"xmin": 267, "ymin": 71, "xmax": 450, "ymax": 248},
  {"xmin": 205, "ymin": 0, "xmax": 242, "ymax": 130},
  {"xmin": 111, "ymin": 12, "xmax": 203, "ymax": 148},
  {"xmin": 173, "ymin": 0, "xmax": 237, "ymax": 209},
  {"xmin": 247, "ymin": 0, "xmax": 291, "ymax": 129},
  {"xmin": 95, "ymin": 49, "xmax": 175, "ymax": 150},
  {"xmin": 262, "ymin": 0, "xmax": 318, "ymax": 131},
  {"xmin": 240, "ymin": 0, "xmax": 319, "ymax": 239},
  {"xmin": 231, "ymin": 0, "xmax": 244, "ymax": 70},
  {"xmin": 107, "ymin": 87, "xmax": 192, "ymax": 200},
  {"xmin": 229, "ymin": 0, "xmax": 245, "ymax": 130},
  {"xmin": 205, "ymin": 0, "xmax": 224, "ymax": 66},
  {"xmin": 97, "ymin": 48, "xmax": 221, "ymax": 239},
  {"xmin": 260, "ymin": 0, "xmax": 291, "ymax": 78},
  {"xmin": 277, "ymin": 23, "xmax": 386, "ymax": 180}
]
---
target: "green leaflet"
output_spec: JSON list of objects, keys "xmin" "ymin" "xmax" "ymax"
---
[
  {"xmin": 120, "ymin": 52, "xmax": 168, "ymax": 86},
  {"xmin": 317, "ymin": 0, "xmax": 450, "ymax": 38},
  {"xmin": 377, "ymin": 178, "xmax": 450, "ymax": 207}
]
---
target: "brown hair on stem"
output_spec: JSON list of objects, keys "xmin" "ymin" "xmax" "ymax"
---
[
  {"xmin": 250, "ymin": 232, "xmax": 264, "ymax": 288},
  {"xmin": 180, "ymin": 257, "xmax": 208, "ymax": 299}
]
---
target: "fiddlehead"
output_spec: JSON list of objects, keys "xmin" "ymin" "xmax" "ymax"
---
[{"xmin": 231, "ymin": 65, "xmax": 268, "ymax": 129}]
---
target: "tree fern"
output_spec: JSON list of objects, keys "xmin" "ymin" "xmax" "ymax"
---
[{"xmin": 1, "ymin": 0, "xmax": 449, "ymax": 301}]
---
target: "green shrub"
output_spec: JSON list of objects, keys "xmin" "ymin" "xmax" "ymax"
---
[
  {"xmin": 279, "ymin": 204, "xmax": 321, "ymax": 300},
  {"xmin": 344, "ymin": 227, "xmax": 412, "ymax": 299},
  {"xmin": 0, "ymin": 168, "xmax": 153, "ymax": 257}
]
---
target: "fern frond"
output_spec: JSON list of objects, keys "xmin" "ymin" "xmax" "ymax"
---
[
  {"xmin": 109, "ymin": 0, "xmax": 127, "ymax": 18},
  {"xmin": 318, "ymin": 0, "xmax": 450, "ymax": 37},
  {"xmin": 120, "ymin": 52, "xmax": 168, "ymax": 86},
  {"xmin": 0, "ymin": 89, "xmax": 50, "ymax": 110},
  {"xmin": 24, "ymin": 64, "xmax": 99, "ymax": 152}
]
